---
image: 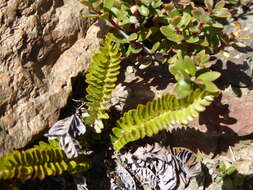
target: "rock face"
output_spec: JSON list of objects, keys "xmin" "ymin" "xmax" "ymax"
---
[{"xmin": 0, "ymin": 0, "xmax": 107, "ymax": 156}]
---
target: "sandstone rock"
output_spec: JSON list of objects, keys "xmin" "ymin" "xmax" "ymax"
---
[{"xmin": 0, "ymin": 0, "xmax": 109, "ymax": 156}]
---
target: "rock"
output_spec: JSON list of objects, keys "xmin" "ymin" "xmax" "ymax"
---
[
  {"xmin": 0, "ymin": 0, "xmax": 109, "ymax": 156},
  {"xmin": 188, "ymin": 92, "xmax": 253, "ymax": 137}
]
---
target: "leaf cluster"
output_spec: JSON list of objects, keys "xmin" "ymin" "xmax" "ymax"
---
[
  {"xmin": 169, "ymin": 50, "xmax": 220, "ymax": 98},
  {"xmin": 81, "ymin": 0, "xmax": 233, "ymax": 56}
]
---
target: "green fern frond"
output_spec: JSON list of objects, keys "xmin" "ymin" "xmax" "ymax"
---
[
  {"xmin": 111, "ymin": 89, "xmax": 218, "ymax": 150},
  {"xmin": 85, "ymin": 33, "xmax": 122, "ymax": 133},
  {"xmin": 0, "ymin": 142, "xmax": 91, "ymax": 181}
]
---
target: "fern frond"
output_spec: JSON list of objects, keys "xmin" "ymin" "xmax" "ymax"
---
[
  {"xmin": 0, "ymin": 142, "xmax": 91, "ymax": 181},
  {"xmin": 111, "ymin": 89, "xmax": 217, "ymax": 150},
  {"xmin": 85, "ymin": 33, "xmax": 122, "ymax": 133}
]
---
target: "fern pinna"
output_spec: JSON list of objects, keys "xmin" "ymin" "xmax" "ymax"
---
[
  {"xmin": 85, "ymin": 33, "xmax": 121, "ymax": 133},
  {"xmin": 0, "ymin": 142, "xmax": 91, "ymax": 181},
  {"xmin": 111, "ymin": 89, "xmax": 217, "ymax": 150}
]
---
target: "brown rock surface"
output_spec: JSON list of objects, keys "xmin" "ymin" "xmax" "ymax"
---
[
  {"xmin": 188, "ymin": 93, "xmax": 253, "ymax": 137},
  {"xmin": 0, "ymin": 0, "xmax": 108, "ymax": 156}
]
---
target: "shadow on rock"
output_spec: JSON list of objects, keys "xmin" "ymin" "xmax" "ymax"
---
[
  {"xmin": 163, "ymin": 94, "xmax": 245, "ymax": 155},
  {"xmin": 211, "ymin": 58, "xmax": 253, "ymax": 97}
]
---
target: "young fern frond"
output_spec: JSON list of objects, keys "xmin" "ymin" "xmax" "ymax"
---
[
  {"xmin": 111, "ymin": 89, "xmax": 218, "ymax": 150},
  {"xmin": 85, "ymin": 33, "xmax": 121, "ymax": 133},
  {"xmin": 0, "ymin": 142, "xmax": 91, "ymax": 181}
]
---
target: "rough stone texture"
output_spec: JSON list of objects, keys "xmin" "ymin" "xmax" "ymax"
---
[{"xmin": 0, "ymin": 0, "xmax": 109, "ymax": 156}]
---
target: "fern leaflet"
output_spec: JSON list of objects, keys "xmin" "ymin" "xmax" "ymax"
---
[
  {"xmin": 85, "ymin": 33, "xmax": 121, "ymax": 133},
  {"xmin": 111, "ymin": 89, "xmax": 217, "ymax": 150}
]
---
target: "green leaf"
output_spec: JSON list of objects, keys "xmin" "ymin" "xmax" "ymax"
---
[
  {"xmin": 191, "ymin": 8, "xmax": 211, "ymax": 23},
  {"xmin": 203, "ymin": 81, "xmax": 219, "ymax": 92},
  {"xmin": 83, "ymin": 10, "xmax": 100, "ymax": 18},
  {"xmin": 212, "ymin": 22, "xmax": 224, "ymax": 29},
  {"xmin": 138, "ymin": 28, "xmax": 152, "ymax": 41},
  {"xmin": 174, "ymin": 81, "xmax": 192, "ymax": 98},
  {"xmin": 178, "ymin": 12, "xmax": 192, "ymax": 28},
  {"xmin": 200, "ymin": 37, "xmax": 209, "ymax": 47},
  {"xmin": 184, "ymin": 56, "xmax": 197, "ymax": 76},
  {"xmin": 126, "ymin": 45, "xmax": 143, "ymax": 56},
  {"xmin": 103, "ymin": 0, "xmax": 114, "ymax": 9},
  {"xmin": 160, "ymin": 25, "xmax": 184, "ymax": 43},
  {"xmin": 213, "ymin": 8, "xmax": 231, "ymax": 18},
  {"xmin": 215, "ymin": 176, "xmax": 223, "ymax": 183},
  {"xmin": 214, "ymin": 0, "xmax": 225, "ymax": 9},
  {"xmin": 111, "ymin": 33, "xmax": 128, "ymax": 43},
  {"xmin": 139, "ymin": 5, "xmax": 149, "ymax": 16},
  {"xmin": 186, "ymin": 36, "xmax": 199, "ymax": 43},
  {"xmin": 171, "ymin": 16, "xmax": 181, "ymax": 26},
  {"xmin": 129, "ymin": 16, "xmax": 139, "ymax": 24},
  {"xmin": 151, "ymin": 42, "xmax": 160, "ymax": 52},
  {"xmin": 127, "ymin": 33, "xmax": 138, "ymax": 41},
  {"xmin": 197, "ymin": 71, "xmax": 221, "ymax": 82},
  {"xmin": 225, "ymin": 167, "xmax": 236, "ymax": 175},
  {"xmin": 151, "ymin": 0, "xmax": 163, "ymax": 8}
]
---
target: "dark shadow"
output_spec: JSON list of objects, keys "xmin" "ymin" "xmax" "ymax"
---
[
  {"xmin": 96, "ymin": 19, "xmax": 112, "ymax": 38},
  {"xmin": 197, "ymin": 164, "xmax": 213, "ymax": 189},
  {"xmin": 59, "ymin": 73, "xmax": 87, "ymax": 119},
  {"xmin": 117, "ymin": 61, "xmax": 175, "ymax": 113},
  {"xmin": 211, "ymin": 58, "xmax": 253, "ymax": 97},
  {"xmin": 159, "ymin": 94, "xmax": 245, "ymax": 156},
  {"xmin": 198, "ymin": 95, "xmax": 237, "ymax": 135},
  {"xmin": 219, "ymin": 173, "xmax": 253, "ymax": 190},
  {"xmin": 229, "ymin": 4, "xmax": 253, "ymax": 21}
]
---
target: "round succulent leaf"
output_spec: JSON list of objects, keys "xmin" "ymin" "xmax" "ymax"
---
[{"xmin": 197, "ymin": 71, "xmax": 221, "ymax": 82}]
